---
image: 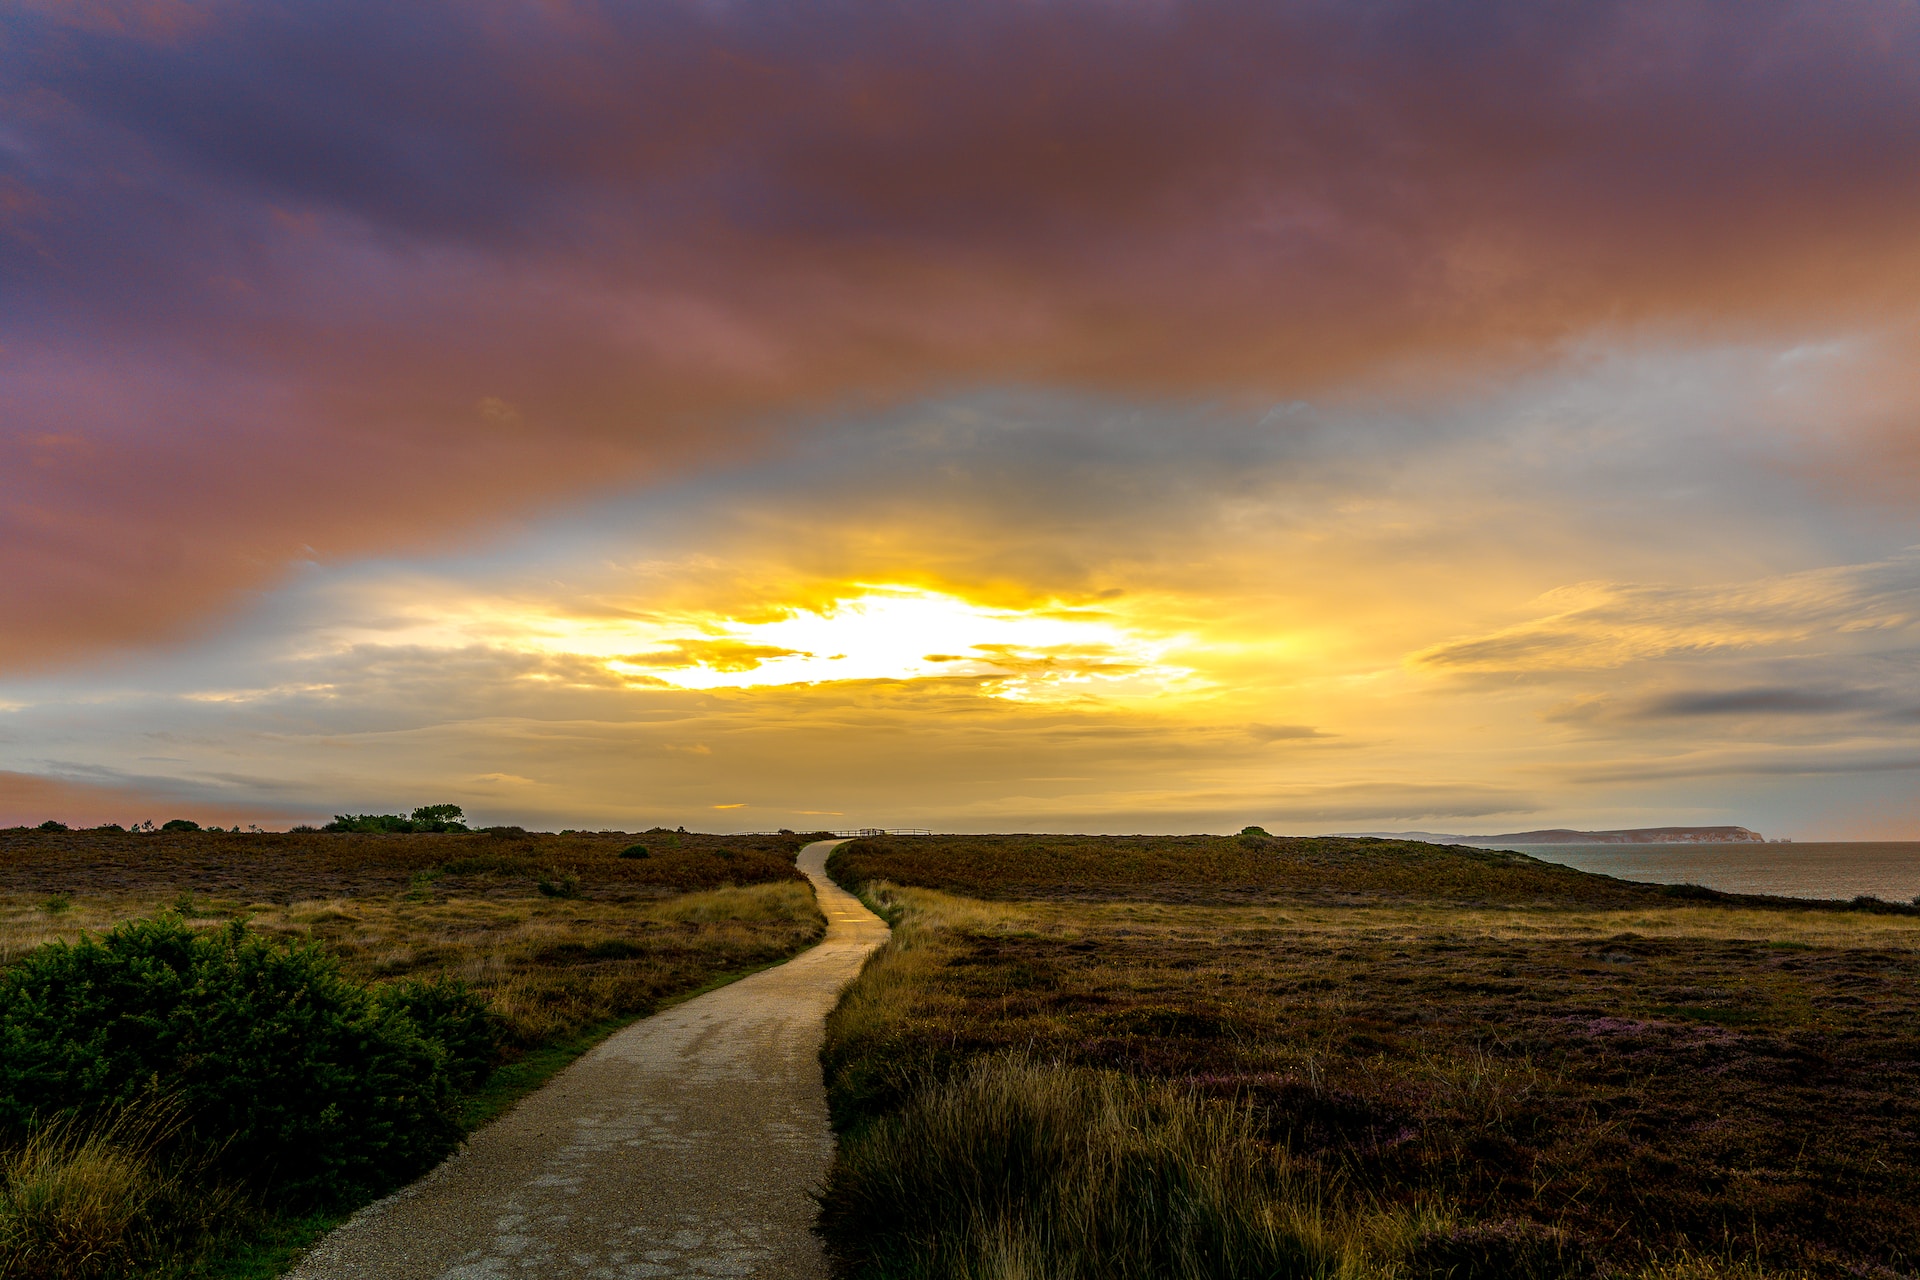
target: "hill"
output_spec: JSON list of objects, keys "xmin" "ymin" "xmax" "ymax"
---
[
  {"xmin": 1338, "ymin": 824, "xmax": 1767, "ymax": 844},
  {"xmin": 829, "ymin": 832, "xmax": 1669, "ymax": 907}
]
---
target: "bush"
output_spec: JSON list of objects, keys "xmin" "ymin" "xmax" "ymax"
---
[
  {"xmin": 36, "ymin": 822, "xmax": 67, "ymax": 833},
  {"xmin": 375, "ymin": 978, "xmax": 498, "ymax": 1090},
  {"xmin": 0, "ymin": 917, "xmax": 471, "ymax": 1205},
  {"xmin": 619, "ymin": 844, "xmax": 650, "ymax": 859},
  {"xmin": 324, "ymin": 814, "xmax": 410, "ymax": 833},
  {"xmin": 535, "ymin": 873, "xmax": 580, "ymax": 899},
  {"xmin": 323, "ymin": 804, "xmax": 469, "ymax": 834},
  {"xmin": 159, "ymin": 820, "xmax": 199, "ymax": 833}
]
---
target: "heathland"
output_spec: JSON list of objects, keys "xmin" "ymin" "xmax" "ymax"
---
[
  {"xmin": 0, "ymin": 825, "xmax": 825, "ymax": 1279},
  {"xmin": 822, "ymin": 834, "xmax": 1920, "ymax": 1280}
]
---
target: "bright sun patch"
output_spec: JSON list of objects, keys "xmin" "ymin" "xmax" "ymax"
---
[{"xmin": 596, "ymin": 587, "xmax": 1195, "ymax": 698}]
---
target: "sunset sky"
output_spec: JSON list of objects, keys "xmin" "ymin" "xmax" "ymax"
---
[{"xmin": 5, "ymin": 1, "xmax": 1920, "ymax": 836}]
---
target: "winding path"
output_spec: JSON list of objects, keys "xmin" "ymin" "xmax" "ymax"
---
[{"xmin": 289, "ymin": 840, "xmax": 887, "ymax": 1280}]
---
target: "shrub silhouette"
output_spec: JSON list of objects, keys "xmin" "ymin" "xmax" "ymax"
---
[
  {"xmin": 158, "ymin": 820, "xmax": 198, "ymax": 832},
  {"xmin": 35, "ymin": 821, "xmax": 67, "ymax": 833},
  {"xmin": 0, "ymin": 917, "xmax": 474, "ymax": 1206},
  {"xmin": 409, "ymin": 804, "xmax": 466, "ymax": 829},
  {"xmin": 324, "ymin": 804, "xmax": 469, "ymax": 834}
]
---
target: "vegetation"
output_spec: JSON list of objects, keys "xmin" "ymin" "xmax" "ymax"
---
[
  {"xmin": 0, "ymin": 826, "xmax": 824, "ymax": 1276},
  {"xmin": 321, "ymin": 804, "xmax": 470, "ymax": 834},
  {"xmin": 0, "ymin": 917, "xmax": 487, "ymax": 1204},
  {"xmin": 828, "ymin": 832, "xmax": 1675, "ymax": 906},
  {"xmin": 823, "ymin": 836, "xmax": 1920, "ymax": 1280},
  {"xmin": 0, "ymin": 1098, "xmax": 236, "ymax": 1280}
]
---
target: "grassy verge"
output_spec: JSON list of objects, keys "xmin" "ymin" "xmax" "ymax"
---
[
  {"xmin": 821, "ymin": 838, "xmax": 1920, "ymax": 1279},
  {"xmin": 0, "ymin": 829, "xmax": 828, "ymax": 1278}
]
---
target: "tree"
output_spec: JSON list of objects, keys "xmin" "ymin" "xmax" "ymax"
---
[{"xmin": 410, "ymin": 804, "xmax": 466, "ymax": 830}]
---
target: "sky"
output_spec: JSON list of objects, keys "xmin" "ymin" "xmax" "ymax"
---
[{"xmin": 4, "ymin": 0, "xmax": 1920, "ymax": 836}]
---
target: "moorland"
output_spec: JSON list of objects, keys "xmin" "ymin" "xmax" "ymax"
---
[
  {"xmin": 0, "ymin": 822, "xmax": 824, "ymax": 1279},
  {"xmin": 822, "ymin": 834, "xmax": 1920, "ymax": 1280}
]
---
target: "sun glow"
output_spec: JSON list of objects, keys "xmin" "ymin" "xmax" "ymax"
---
[{"xmin": 596, "ymin": 586, "xmax": 1196, "ymax": 698}]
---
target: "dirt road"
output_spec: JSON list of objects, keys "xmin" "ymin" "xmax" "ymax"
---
[{"xmin": 289, "ymin": 839, "xmax": 886, "ymax": 1280}]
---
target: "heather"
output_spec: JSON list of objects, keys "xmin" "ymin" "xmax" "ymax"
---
[{"xmin": 822, "ymin": 837, "xmax": 1920, "ymax": 1279}]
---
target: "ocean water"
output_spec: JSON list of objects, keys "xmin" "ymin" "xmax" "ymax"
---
[{"xmin": 1496, "ymin": 842, "xmax": 1920, "ymax": 903}]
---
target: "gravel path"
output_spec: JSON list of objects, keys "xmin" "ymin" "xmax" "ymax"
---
[{"xmin": 289, "ymin": 840, "xmax": 886, "ymax": 1280}]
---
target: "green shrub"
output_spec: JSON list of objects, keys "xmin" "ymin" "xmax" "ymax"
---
[
  {"xmin": 159, "ymin": 820, "xmax": 199, "ymax": 833},
  {"xmin": 409, "ymin": 804, "xmax": 466, "ymax": 830},
  {"xmin": 35, "ymin": 822, "xmax": 66, "ymax": 833},
  {"xmin": 0, "ymin": 917, "xmax": 469, "ymax": 1206},
  {"xmin": 374, "ymin": 978, "xmax": 497, "ymax": 1091},
  {"xmin": 619, "ymin": 844, "xmax": 650, "ymax": 859},
  {"xmin": 535, "ymin": 873, "xmax": 580, "ymax": 899}
]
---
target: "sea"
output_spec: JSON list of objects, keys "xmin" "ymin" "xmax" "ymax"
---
[{"xmin": 1493, "ymin": 842, "xmax": 1920, "ymax": 903}]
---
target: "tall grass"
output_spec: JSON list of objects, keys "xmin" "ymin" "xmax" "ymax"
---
[
  {"xmin": 0, "ymin": 1100, "xmax": 232, "ymax": 1279},
  {"xmin": 821, "ymin": 1055, "xmax": 1429, "ymax": 1280},
  {"xmin": 819, "ymin": 883, "xmax": 1849, "ymax": 1280}
]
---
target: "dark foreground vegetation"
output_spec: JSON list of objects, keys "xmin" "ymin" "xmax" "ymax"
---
[
  {"xmin": 0, "ymin": 825, "xmax": 823, "ymax": 1278},
  {"xmin": 823, "ymin": 835, "xmax": 1920, "ymax": 1280}
]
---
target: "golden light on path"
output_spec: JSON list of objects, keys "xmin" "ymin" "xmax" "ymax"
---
[{"xmin": 601, "ymin": 586, "xmax": 1195, "ymax": 699}]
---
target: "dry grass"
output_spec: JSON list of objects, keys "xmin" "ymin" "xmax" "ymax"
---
[
  {"xmin": 824, "ymin": 870, "xmax": 1920, "ymax": 1279},
  {"xmin": 823, "ymin": 1054, "xmax": 1435, "ymax": 1280},
  {"xmin": 0, "ymin": 1099, "xmax": 235, "ymax": 1280},
  {"xmin": 0, "ymin": 831, "xmax": 825, "ymax": 1047},
  {"xmin": 0, "ymin": 827, "xmax": 804, "ymax": 909}
]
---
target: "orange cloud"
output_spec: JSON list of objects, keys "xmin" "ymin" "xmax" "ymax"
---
[{"xmin": 6, "ymin": 0, "xmax": 1920, "ymax": 674}]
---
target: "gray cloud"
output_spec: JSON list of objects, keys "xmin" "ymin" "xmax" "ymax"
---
[{"xmin": 1638, "ymin": 686, "xmax": 1885, "ymax": 717}]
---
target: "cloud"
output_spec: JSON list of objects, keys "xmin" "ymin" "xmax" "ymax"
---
[
  {"xmin": 1412, "ymin": 553, "xmax": 1920, "ymax": 676},
  {"xmin": 8, "ymin": 0, "xmax": 1920, "ymax": 667},
  {"xmin": 1248, "ymin": 724, "xmax": 1330, "ymax": 742},
  {"xmin": 618, "ymin": 640, "xmax": 807, "ymax": 674},
  {"xmin": 2, "ymin": 367, "xmax": 1919, "ymax": 835},
  {"xmin": 1636, "ymin": 687, "xmax": 1884, "ymax": 718},
  {"xmin": 1569, "ymin": 751, "xmax": 1920, "ymax": 786}
]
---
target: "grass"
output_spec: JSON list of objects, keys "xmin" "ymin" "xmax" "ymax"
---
[
  {"xmin": 0, "ymin": 828, "xmax": 828, "ymax": 1277},
  {"xmin": 822, "ymin": 837, "xmax": 1920, "ymax": 1280},
  {"xmin": 831, "ymin": 833, "xmax": 1920, "ymax": 914},
  {"xmin": 0, "ymin": 1098, "xmax": 239, "ymax": 1280}
]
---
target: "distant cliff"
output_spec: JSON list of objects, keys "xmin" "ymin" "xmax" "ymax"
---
[{"xmin": 1336, "ymin": 826, "xmax": 1767, "ymax": 844}]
